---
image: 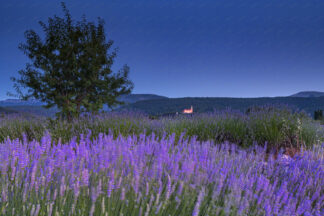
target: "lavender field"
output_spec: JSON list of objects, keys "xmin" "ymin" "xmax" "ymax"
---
[
  {"xmin": 0, "ymin": 110, "xmax": 324, "ymax": 215},
  {"xmin": 2, "ymin": 0, "xmax": 324, "ymax": 215}
]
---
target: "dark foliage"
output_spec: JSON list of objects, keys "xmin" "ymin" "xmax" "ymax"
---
[
  {"xmin": 314, "ymin": 109, "xmax": 323, "ymax": 120},
  {"xmin": 119, "ymin": 96, "xmax": 324, "ymax": 117},
  {"xmin": 0, "ymin": 107, "xmax": 18, "ymax": 115}
]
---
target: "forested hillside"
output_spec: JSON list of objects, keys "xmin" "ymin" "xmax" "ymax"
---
[{"xmin": 119, "ymin": 96, "xmax": 324, "ymax": 116}]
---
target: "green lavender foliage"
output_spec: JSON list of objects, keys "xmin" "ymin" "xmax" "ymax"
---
[
  {"xmin": 0, "ymin": 114, "xmax": 46, "ymax": 142},
  {"xmin": 0, "ymin": 107, "xmax": 323, "ymax": 150}
]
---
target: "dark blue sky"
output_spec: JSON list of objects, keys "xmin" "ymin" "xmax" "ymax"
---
[{"xmin": 1, "ymin": 0, "xmax": 324, "ymax": 99}]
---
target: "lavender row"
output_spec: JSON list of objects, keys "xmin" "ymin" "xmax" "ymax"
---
[
  {"xmin": 0, "ymin": 131, "xmax": 323, "ymax": 215},
  {"xmin": 1, "ymin": 107, "xmax": 323, "ymax": 151}
]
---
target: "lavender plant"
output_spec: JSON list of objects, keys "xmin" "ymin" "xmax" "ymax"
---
[
  {"xmin": 0, "ymin": 132, "xmax": 323, "ymax": 215},
  {"xmin": 0, "ymin": 107, "xmax": 323, "ymax": 151},
  {"xmin": 42, "ymin": 108, "xmax": 324, "ymax": 151}
]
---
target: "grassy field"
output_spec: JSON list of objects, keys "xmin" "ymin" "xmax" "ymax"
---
[{"xmin": 0, "ymin": 107, "xmax": 323, "ymax": 215}]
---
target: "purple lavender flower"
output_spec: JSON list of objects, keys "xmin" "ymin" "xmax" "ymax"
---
[
  {"xmin": 120, "ymin": 187, "xmax": 126, "ymax": 200},
  {"xmin": 81, "ymin": 169, "xmax": 89, "ymax": 186},
  {"xmin": 192, "ymin": 187, "xmax": 205, "ymax": 216},
  {"xmin": 165, "ymin": 174, "xmax": 172, "ymax": 200},
  {"xmin": 107, "ymin": 179, "xmax": 115, "ymax": 198},
  {"xmin": 0, "ymin": 123, "xmax": 322, "ymax": 215}
]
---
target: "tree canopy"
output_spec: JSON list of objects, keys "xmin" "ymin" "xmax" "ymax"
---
[{"xmin": 8, "ymin": 2, "xmax": 134, "ymax": 120}]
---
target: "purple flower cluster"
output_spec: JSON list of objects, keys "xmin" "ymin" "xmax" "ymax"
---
[{"xmin": 0, "ymin": 132, "xmax": 323, "ymax": 215}]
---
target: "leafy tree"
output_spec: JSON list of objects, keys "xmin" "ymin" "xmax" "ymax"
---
[{"xmin": 8, "ymin": 2, "xmax": 134, "ymax": 120}]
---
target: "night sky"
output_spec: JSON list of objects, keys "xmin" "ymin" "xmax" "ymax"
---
[{"xmin": 1, "ymin": 0, "xmax": 324, "ymax": 99}]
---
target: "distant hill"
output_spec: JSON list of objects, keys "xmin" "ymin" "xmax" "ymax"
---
[
  {"xmin": 290, "ymin": 91, "xmax": 324, "ymax": 98},
  {"xmin": 117, "ymin": 94, "xmax": 168, "ymax": 104},
  {"xmin": 118, "ymin": 96, "xmax": 324, "ymax": 117},
  {"xmin": 3, "ymin": 106, "xmax": 59, "ymax": 118},
  {"xmin": 0, "ymin": 99, "xmax": 45, "ymax": 107},
  {"xmin": 0, "ymin": 106, "xmax": 19, "ymax": 114},
  {"xmin": 102, "ymin": 94, "xmax": 168, "ymax": 111},
  {"xmin": 3, "ymin": 93, "xmax": 324, "ymax": 118},
  {"xmin": 0, "ymin": 94, "xmax": 167, "ymax": 107},
  {"xmin": 0, "ymin": 94, "xmax": 167, "ymax": 117}
]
